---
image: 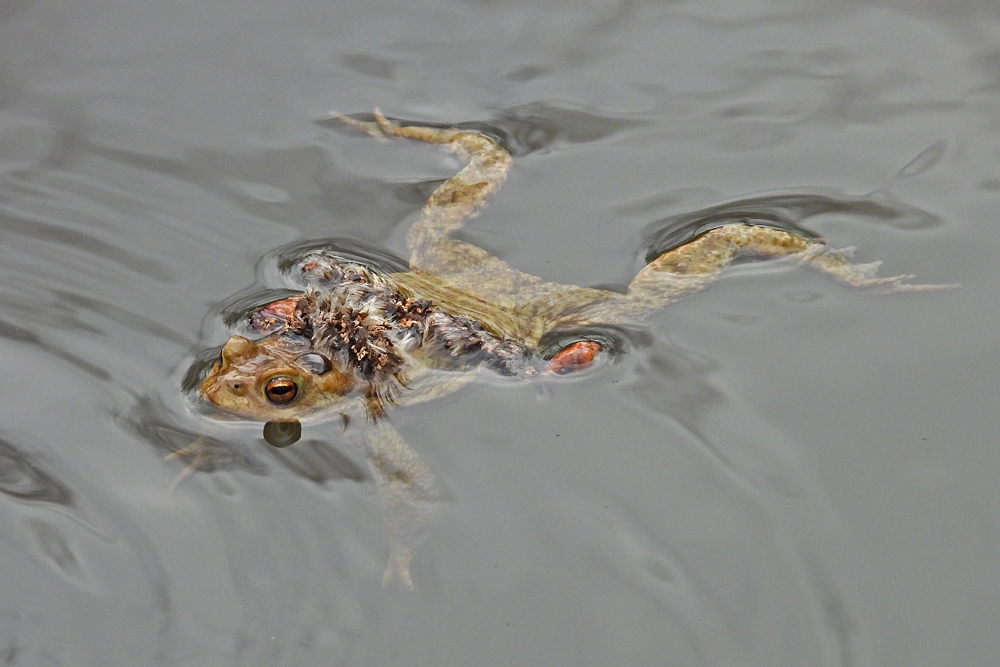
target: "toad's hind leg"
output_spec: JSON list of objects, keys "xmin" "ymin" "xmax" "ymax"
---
[
  {"xmin": 633, "ymin": 223, "xmax": 956, "ymax": 296},
  {"xmin": 334, "ymin": 109, "xmax": 513, "ymax": 274},
  {"xmin": 582, "ymin": 224, "xmax": 955, "ymax": 323}
]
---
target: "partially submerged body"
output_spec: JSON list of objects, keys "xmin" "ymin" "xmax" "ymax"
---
[{"xmin": 187, "ymin": 110, "xmax": 954, "ymax": 586}]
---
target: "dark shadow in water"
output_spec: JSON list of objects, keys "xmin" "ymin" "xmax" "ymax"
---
[
  {"xmin": 48, "ymin": 290, "xmax": 191, "ymax": 347},
  {"xmin": 69, "ymin": 136, "xmax": 422, "ymax": 243},
  {"xmin": 0, "ymin": 436, "xmax": 73, "ymax": 505},
  {"xmin": 0, "ymin": 287, "xmax": 188, "ymax": 386},
  {"xmin": 628, "ymin": 332, "xmax": 810, "ymax": 502},
  {"xmin": 0, "ymin": 212, "xmax": 175, "ymax": 284},
  {"xmin": 0, "ymin": 317, "xmax": 110, "ymax": 381},
  {"xmin": 627, "ymin": 337, "xmax": 729, "ymax": 466},
  {"xmin": 488, "ymin": 102, "xmax": 644, "ymax": 157},
  {"xmin": 264, "ymin": 439, "xmax": 368, "ymax": 485},
  {"xmin": 641, "ymin": 191, "xmax": 943, "ymax": 263},
  {"xmin": 0, "ymin": 428, "xmax": 175, "ymax": 658},
  {"xmin": 339, "ymin": 53, "xmax": 403, "ymax": 80}
]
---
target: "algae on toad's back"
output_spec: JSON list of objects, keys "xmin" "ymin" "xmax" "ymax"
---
[{"xmin": 184, "ymin": 109, "xmax": 955, "ymax": 587}]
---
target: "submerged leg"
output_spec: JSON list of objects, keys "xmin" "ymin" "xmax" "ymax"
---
[
  {"xmin": 359, "ymin": 420, "xmax": 437, "ymax": 588},
  {"xmin": 334, "ymin": 109, "xmax": 513, "ymax": 274}
]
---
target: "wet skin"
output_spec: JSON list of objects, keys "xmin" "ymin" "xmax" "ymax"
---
[{"xmin": 183, "ymin": 109, "xmax": 955, "ymax": 587}]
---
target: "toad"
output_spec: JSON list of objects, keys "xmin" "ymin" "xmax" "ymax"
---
[{"xmin": 183, "ymin": 110, "xmax": 954, "ymax": 586}]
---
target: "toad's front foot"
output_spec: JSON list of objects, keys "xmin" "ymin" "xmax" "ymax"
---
[{"xmin": 165, "ymin": 436, "xmax": 260, "ymax": 492}]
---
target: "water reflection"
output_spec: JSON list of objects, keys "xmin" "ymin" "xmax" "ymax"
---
[{"xmin": 0, "ymin": 436, "xmax": 72, "ymax": 505}]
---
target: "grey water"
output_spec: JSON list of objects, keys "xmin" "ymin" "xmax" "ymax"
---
[{"xmin": 1, "ymin": 0, "xmax": 998, "ymax": 665}]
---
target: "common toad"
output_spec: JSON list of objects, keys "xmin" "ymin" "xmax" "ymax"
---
[{"xmin": 187, "ymin": 110, "xmax": 954, "ymax": 586}]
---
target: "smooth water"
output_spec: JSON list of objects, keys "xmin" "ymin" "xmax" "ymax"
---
[{"xmin": 1, "ymin": 0, "xmax": 998, "ymax": 665}]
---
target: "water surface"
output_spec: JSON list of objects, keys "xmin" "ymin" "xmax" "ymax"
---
[{"xmin": 0, "ymin": 0, "xmax": 997, "ymax": 665}]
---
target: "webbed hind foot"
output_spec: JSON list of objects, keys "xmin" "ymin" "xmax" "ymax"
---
[
  {"xmin": 381, "ymin": 545, "xmax": 415, "ymax": 589},
  {"xmin": 362, "ymin": 422, "xmax": 438, "ymax": 589},
  {"xmin": 799, "ymin": 244, "xmax": 960, "ymax": 293}
]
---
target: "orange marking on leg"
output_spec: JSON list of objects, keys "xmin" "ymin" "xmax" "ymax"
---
[{"xmin": 547, "ymin": 341, "xmax": 602, "ymax": 374}]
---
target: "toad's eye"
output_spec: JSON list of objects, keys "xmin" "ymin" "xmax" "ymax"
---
[
  {"xmin": 298, "ymin": 353, "xmax": 332, "ymax": 375},
  {"xmin": 264, "ymin": 377, "xmax": 299, "ymax": 405}
]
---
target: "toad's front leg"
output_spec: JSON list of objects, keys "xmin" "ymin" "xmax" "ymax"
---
[
  {"xmin": 360, "ymin": 420, "xmax": 438, "ymax": 588},
  {"xmin": 165, "ymin": 436, "xmax": 261, "ymax": 492}
]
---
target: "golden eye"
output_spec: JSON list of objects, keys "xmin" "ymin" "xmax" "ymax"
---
[{"xmin": 264, "ymin": 377, "xmax": 298, "ymax": 405}]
